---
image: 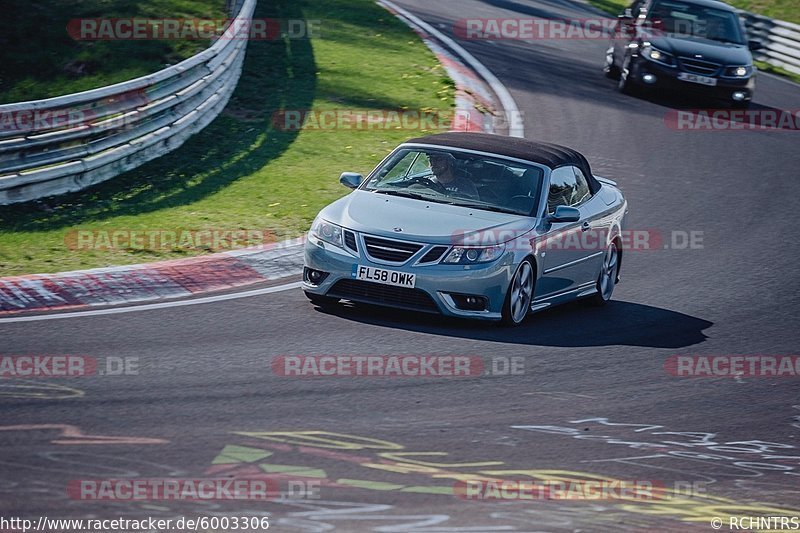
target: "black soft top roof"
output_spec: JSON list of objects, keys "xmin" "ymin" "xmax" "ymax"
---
[{"xmin": 404, "ymin": 132, "xmax": 600, "ymax": 192}]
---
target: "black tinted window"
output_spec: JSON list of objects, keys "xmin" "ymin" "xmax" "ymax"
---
[{"xmin": 548, "ymin": 166, "xmax": 591, "ymax": 213}]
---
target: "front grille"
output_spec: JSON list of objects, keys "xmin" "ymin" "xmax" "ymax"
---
[
  {"xmin": 328, "ymin": 279, "xmax": 439, "ymax": 313},
  {"xmin": 344, "ymin": 230, "xmax": 358, "ymax": 253},
  {"xmin": 418, "ymin": 246, "xmax": 449, "ymax": 264},
  {"xmin": 363, "ymin": 236, "xmax": 423, "ymax": 263},
  {"xmin": 678, "ymin": 57, "xmax": 721, "ymax": 76}
]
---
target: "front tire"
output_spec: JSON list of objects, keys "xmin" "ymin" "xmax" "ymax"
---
[
  {"xmin": 605, "ymin": 47, "xmax": 621, "ymax": 80},
  {"xmin": 617, "ymin": 55, "xmax": 639, "ymax": 95},
  {"xmin": 590, "ymin": 242, "xmax": 619, "ymax": 306},
  {"xmin": 501, "ymin": 259, "xmax": 534, "ymax": 326}
]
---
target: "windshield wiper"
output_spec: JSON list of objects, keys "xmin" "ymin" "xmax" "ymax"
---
[
  {"xmin": 452, "ymin": 202, "xmax": 520, "ymax": 215},
  {"xmin": 371, "ymin": 189, "xmax": 449, "ymax": 203}
]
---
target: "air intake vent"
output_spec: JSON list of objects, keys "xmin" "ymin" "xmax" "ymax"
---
[
  {"xmin": 363, "ymin": 236, "xmax": 423, "ymax": 263},
  {"xmin": 328, "ymin": 279, "xmax": 439, "ymax": 313},
  {"xmin": 344, "ymin": 230, "xmax": 358, "ymax": 253}
]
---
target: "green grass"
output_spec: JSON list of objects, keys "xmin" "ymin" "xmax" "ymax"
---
[
  {"xmin": 0, "ymin": 0, "xmax": 455, "ymax": 276},
  {"xmin": 727, "ymin": 0, "xmax": 799, "ymax": 24},
  {"xmin": 586, "ymin": 0, "xmax": 799, "ymax": 23},
  {"xmin": 755, "ymin": 60, "xmax": 800, "ymax": 84},
  {"xmin": 0, "ymin": 0, "xmax": 225, "ymax": 103}
]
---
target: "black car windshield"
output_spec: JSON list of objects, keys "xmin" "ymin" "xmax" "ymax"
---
[
  {"xmin": 646, "ymin": 0, "xmax": 744, "ymax": 44},
  {"xmin": 362, "ymin": 148, "xmax": 545, "ymax": 216}
]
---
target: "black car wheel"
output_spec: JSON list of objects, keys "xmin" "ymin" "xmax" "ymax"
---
[
  {"xmin": 605, "ymin": 47, "xmax": 621, "ymax": 80},
  {"xmin": 617, "ymin": 54, "xmax": 639, "ymax": 95}
]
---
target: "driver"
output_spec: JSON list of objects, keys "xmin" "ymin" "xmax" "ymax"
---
[{"xmin": 429, "ymin": 152, "xmax": 479, "ymax": 200}]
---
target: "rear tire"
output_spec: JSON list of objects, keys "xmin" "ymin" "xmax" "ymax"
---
[
  {"xmin": 590, "ymin": 242, "xmax": 619, "ymax": 306},
  {"xmin": 305, "ymin": 291, "xmax": 339, "ymax": 307},
  {"xmin": 501, "ymin": 259, "xmax": 534, "ymax": 327}
]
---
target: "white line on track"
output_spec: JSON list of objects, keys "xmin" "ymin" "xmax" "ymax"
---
[
  {"xmin": 0, "ymin": 281, "xmax": 303, "ymax": 324},
  {"xmin": 378, "ymin": 0, "xmax": 525, "ymax": 138}
]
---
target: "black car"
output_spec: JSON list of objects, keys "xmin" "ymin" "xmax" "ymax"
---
[{"xmin": 605, "ymin": 0, "xmax": 762, "ymax": 107}]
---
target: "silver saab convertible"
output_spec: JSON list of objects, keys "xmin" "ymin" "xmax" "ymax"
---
[{"xmin": 303, "ymin": 133, "xmax": 627, "ymax": 326}]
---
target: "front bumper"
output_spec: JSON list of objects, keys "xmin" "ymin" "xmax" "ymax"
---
[
  {"xmin": 302, "ymin": 233, "xmax": 516, "ymax": 320},
  {"xmin": 631, "ymin": 57, "xmax": 756, "ymax": 102}
]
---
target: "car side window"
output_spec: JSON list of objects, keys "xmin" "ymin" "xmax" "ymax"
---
[
  {"xmin": 572, "ymin": 167, "xmax": 592, "ymax": 205},
  {"xmin": 548, "ymin": 166, "xmax": 591, "ymax": 214}
]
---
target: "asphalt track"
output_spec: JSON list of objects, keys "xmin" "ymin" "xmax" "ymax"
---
[{"xmin": 1, "ymin": 0, "xmax": 800, "ymax": 531}]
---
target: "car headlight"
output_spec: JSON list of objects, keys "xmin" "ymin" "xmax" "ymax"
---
[
  {"xmin": 723, "ymin": 65, "xmax": 752, "ymax": 78},
  {"xmin": 641, "ymin": 44, "xmax": 674, "ymax": 66},
  {"xmin": 310, "ymin": 218, "xmax": 343, "ymax": 247},
  {"xmin": 442, "ymin": 244, "xmax": 505, "ymax": 264}
]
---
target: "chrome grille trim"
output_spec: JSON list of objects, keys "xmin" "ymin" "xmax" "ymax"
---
[{"xmin": 362, "ymin": 235, "xmax": 424, "ymax": 264}]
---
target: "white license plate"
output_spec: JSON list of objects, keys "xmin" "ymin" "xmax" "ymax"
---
[
  {"xmin": 353, "ymin": 265, "xmax": 416, "ymax": 288},
  {"xmin": 678, "ymin": 73, "xmax": 717, "ymax": 86}
]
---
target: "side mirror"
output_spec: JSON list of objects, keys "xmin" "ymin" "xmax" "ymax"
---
[
  {"xmin": 339, "ymin": 172, "xmax": 363, "ymax": 189},
  {"xmin": 549, "ymin": 205, "xmax": 581, "ymax": 223},
  {"xmin": 748, "ymin": 39, "xmax": 763, "ymax": 51},
  {"xmin": 619, "ymin": 8, "xmax": 634, "ymax": 20}
]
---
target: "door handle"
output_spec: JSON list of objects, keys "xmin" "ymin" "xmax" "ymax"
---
[{"xmin": 581, "ymin": 222, "xmax": 591, "ymax": 232}]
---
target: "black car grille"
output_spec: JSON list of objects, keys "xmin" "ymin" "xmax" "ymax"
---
[
  {"xmin": 363, "ymin": 236, "xmax": 423, "ymax": 263},
  {"xmin": 678, "ymin": 57, "xmax": 721, "ymax": 76},
  {"xmin": 328, "ymin": 279, "xmax": 439, "ymax": 313},
  {"xmin": 418, "ymin": 246, "xmax": 449, "ymax": 264}
]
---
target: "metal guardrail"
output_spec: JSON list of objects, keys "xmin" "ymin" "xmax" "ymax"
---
[
  {"xmin": 740, "ymin": 11, "xmax": 800, "ymax": 77},
  {"xmin": 0, "ymin": 0, "xmax": 256, "ymax": 205}
]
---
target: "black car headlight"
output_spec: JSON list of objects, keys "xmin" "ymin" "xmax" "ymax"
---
[
  {"xmin": 310, "ymin": 217, "xmax": 344, "ymax": 248},
  {"xmin": 641, "ymin": 44, "xmax": 675, "ymax": 66},
  {"xmin": 723, "ymin": 65, "xmax": 752, "ymax": 78},
  {"xmin": 442, "ymin": 244, "xmax": 505, "ymax": 264}
]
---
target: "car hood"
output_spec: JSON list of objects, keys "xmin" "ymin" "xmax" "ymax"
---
[
  {"xmin": 319, "ymin": 190, "xmax": 536, "ymax": 246},
  {"xmin": 648, "ymin": 36, "xmax": 752, "ymax": 65}
]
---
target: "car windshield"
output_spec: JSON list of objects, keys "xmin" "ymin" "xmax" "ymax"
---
[
  {"xmin": 646, "ymin": 0, "xmax": 744, "ymax": 44},
  {"xmin": 362, "ymin": 148, "xmax": 544, "ymax": 216}
]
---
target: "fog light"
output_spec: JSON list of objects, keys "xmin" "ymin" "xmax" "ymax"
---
[
  {"xmin": 642, "ymin": 73, "xmax": 657, "ymax": 84},
  {"xmin": 303, "ymin": 267, "xmax": 329, "ymax": 285},
  {"xmin": 450, "ymin": 293, "xmax": 488, "ymax": 311},
  {"xmin": 732, "ymin": 91, "xmax": 746, "ymax": 101}
]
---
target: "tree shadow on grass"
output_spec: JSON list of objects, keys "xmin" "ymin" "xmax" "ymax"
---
[{"xmin": 0, "ymin": 0, "xmax": 316, "ymax": 231}]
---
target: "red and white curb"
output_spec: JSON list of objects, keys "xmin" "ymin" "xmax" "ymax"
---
[
  {"xmin": 378, "ymin": 0, "xmax": 524, "ymax": 137},
  {"xmin": 0, "ymin": 238, "xmax": 305, "ymax": 315}
]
